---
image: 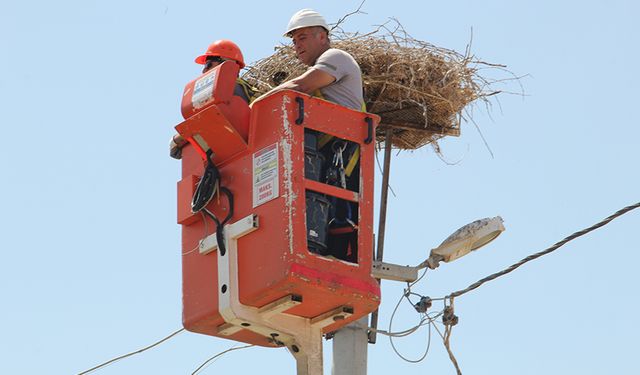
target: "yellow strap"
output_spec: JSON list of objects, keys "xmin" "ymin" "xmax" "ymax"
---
[
  {"xmin": 318, "ymin": 133, "xmax": 333, "ymax": 149},
  {"xmin": 313, "ymin": 90, "xmax": 366, "ymax": 177},
  {"xmin": 236, "ymin": 78, "xmax": 258, "ymax": 103},
  {"xmin": 312, "ymin": 89, "xmax": 325, "ymax": 99},
  {"xmin": 344, "ymin": 146, "xmax": 360, "ymax": 177}
]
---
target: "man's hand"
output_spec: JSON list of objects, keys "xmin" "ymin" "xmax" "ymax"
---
[{"xmin": 170, "ymin": 134, "xmax": 187, "ymax": 159}]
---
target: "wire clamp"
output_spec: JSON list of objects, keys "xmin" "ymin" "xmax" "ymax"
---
[
  {"xmin": 442, "ymin": 306, "xmax": 459, "ymax": 327},
  {"xmin": 413, "ymin": 296, "xmax": 432, "ymax": 313}
]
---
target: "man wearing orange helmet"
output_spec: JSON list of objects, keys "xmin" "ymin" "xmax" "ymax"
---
[
  {"xmin": 170, "ymin": 40, "xmax": 256, "ymax": 159},
  {"xmin": 194, "ymin": 39, "xmax": 256, "ymax": 103}
]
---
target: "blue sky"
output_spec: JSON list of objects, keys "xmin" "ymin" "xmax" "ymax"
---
[{"xmin": 1, "ymin": 1, "xmax": 638, "ymax": 374}]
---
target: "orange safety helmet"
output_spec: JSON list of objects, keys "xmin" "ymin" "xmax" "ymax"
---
[{"xmin": 195, "ymin": 39, "xmax": 245, "ymax": 68}]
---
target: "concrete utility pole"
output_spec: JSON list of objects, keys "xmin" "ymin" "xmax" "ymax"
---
[{"xmin": 332, "ymin": 317, "xmax": 369, "ymax": 375}]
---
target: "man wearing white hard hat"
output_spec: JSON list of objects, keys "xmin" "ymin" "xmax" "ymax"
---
[{"xmin": 267, "ymin": 9, "xmax": 364, "ymax": 111}]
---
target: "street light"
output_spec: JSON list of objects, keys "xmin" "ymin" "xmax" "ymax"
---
[
  {"xmin": 423, "ymin": 216, "xmax": 505, "ymax": 269},
  {"xmin": 372, "ymin": 216, "xmax": 506, "ymax": 282}
]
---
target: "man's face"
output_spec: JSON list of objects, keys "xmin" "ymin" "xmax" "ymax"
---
[
  {"xmin": 291, "ymin": 27, "xmax": 327, "ymax": 66},
  {"xmin": 202, "ymin": 56, "xmax": 224, "ymax": 74}
]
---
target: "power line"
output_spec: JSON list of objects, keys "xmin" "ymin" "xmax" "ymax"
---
[
  {"xmin": 375, "ymin": 268, "xmax": 446, "ymax": 363},
  {"xmin": 78, "ymin": 328, "xmax": 185, "ymax": 375},
  {"xmin": 436, "ymin": 201, "xmax": 640, "ymax": 375},
  {"xmin": 191, "ymin": 345, "xmax": 254, "ymax": 375},
  {"xmin": 442, "ymin": 298, "xmax": 462, "ymax": 375},
  {"xmin": 386, "ymin": 292, "xmax": 440, "ymax": 363},
  {"xmin": 447, "ymin": 201, "xmax": 640, "ymax": 299}
]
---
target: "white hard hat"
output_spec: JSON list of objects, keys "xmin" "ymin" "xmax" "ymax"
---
[{"xmin": 284, "ymin": 9, "xmax": 329, "ymax": 37}]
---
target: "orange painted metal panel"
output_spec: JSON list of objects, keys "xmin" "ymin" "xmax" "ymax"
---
[
  {"xmin": 177, "ymin": 90, "xmax": 381, "ymax": 347},
  {"xmin": 176, "ymin": 174, "xmax": 199, "ymax": 226},
  {"xmin": 304, "ymin": 179, "xmax": 359, "ymax": 203},
  {"xmin": 175, "ymin": 103, "xmax": 248, "ymax": 165},
  {"xmin": 180, "ymin": 61, "xmax": 238, "ymax": 119}
]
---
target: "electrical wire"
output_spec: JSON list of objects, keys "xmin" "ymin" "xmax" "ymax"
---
[
  {"xmin": 190, "ymin": 149, "xmax": 235, "ymax": 257},
  {"xmin": 379, "ymin": 268, "xmax": 429, "ymax": 336},
  {"xmin": 374, "ymin": 146, "xmax": 397, "ymax": 197},
  {"xmin": 191, "ymin": 344, "xmax": 254, "ymax": 375},
  {"xmin": 386, "ymin": 292, "xmax": 437, "ymax": 363},
  {"xmin": 429, "ymin": 316, "xmax": 462, "ymax": 374},
  {"xmin": 409, "ymin": 267, "xmax": 428, "ymax": 287},
  {"xmin": 442, "ymin": 297, "xmax": 462, "ymax": 375},
  {"xmin": 447, "ymin": 201, "xmax": 640, "ymax": 299},
  {"xmin": 182, "ymin": 212, "xmax": 209, "ymax": 256},
  {"xmin": 191, "ymin": 150, "xmax": 220, "ymax": 213},
  {"xmin": 381, "ymin": 267, "xmax": 443, "ymax": 363},
  {"xmin": 428, "ymin": 318, "xmax": 446, "ymax": 341},
  {"xmin": 401, "ymin": 267, "xmax": 429, "ymax": 306},
  {"xmin": 380, "ymin": 203, "xmax": 639, "ymax": 372},
  {"xmin": 77, "ymin": 328, "xmax": 185, "ymax": 375},
  {"xmin": 371, "ymin": 269, "xmax": 433, "ymax": 336},
  {"xmin": 372, "ymin": 315, "xmax": 435, "ymax": 338},
  {"xmin": 434, "ymin": 202, "xmax": 640, "ymax": 375},
  {"xmin": 202, "ymin": 187, "xmax": 234, "ymax": 256}
]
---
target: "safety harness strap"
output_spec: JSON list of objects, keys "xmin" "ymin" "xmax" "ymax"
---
[
  {"xmin": 236, "ymin": 78, "xmax": 259, "ymax": 104},
  {"xmin": 311, "ymin": 89, "xmax": 366, "ymax": 178}
]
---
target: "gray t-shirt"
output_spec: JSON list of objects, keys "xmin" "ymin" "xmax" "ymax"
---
[{"xmin": 313, "ymin": 48, "xmax": 363, "ymax": 111}]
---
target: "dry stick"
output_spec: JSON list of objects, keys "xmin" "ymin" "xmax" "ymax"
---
[
  {"xmin": 468, "ymin": 113, "xmax": 495, "ymax": 159},
  {"xmin": 330, "ymin": 0, "xmax": 368, "ymax": 31},
  {"xmin": 464, "ymin": 27, "xmax": 473, "ymax": 61}
]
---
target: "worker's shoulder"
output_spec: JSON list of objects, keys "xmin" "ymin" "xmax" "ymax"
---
[
  {"xmin": 318, "ymin": 48, "xmax": 359, "ymax": 70},
  {"xmin": 320, "ymin": 48, "xmax": 356, "ymax": 61}
]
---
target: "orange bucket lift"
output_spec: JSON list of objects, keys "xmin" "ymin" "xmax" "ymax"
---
[{"xmin": 175, "ymin": 61, "xmax": 380, "ymax": 374}]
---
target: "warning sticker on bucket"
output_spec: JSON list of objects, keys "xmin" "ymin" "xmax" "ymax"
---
[
  {"xmin": 192, "ymin": 70, "xmax": 217, "ymax": 109},
  {"xmin": 253, "ymin": 143, "xmax": 279, "ymax": 207}
]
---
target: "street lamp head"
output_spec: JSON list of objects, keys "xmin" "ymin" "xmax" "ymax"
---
[{"xmin": 425, "ymin": 216, "xmax": 505, "ymax": 269}]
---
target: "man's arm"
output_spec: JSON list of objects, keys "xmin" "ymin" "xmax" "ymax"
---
[
  {"xmin": 276, "ymin": 68, "xmax": 335, "ymax": 94},
  {"xmin": 254, "ymin": 68, "xmax": 336, "ymax": 103}
]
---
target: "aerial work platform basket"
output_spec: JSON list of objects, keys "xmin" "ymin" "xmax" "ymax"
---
[{"xmin": 175, "ymin": 62, "xmax": 380, "ymax": 373}]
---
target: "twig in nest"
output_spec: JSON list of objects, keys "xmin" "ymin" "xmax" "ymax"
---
[{"xmin": 330, "ymin": 0, "xmax": 368, "ymax": 32}]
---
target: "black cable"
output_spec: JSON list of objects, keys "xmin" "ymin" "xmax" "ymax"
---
[
  {"xmin": 191, "ymin": 150, "xmax": 220, "ymax": 213},
  {"xmin": 203, "ymin": 187, "xmax": 234, "ymax": 256},
  {"xmin": 191, "ymin": 149, "xmax": 235, "ymax": 256}
]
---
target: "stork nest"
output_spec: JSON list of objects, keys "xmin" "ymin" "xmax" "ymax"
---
[{"xmin": 242, "ymin": 22, "xmax": 517, "ymax": 150}]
